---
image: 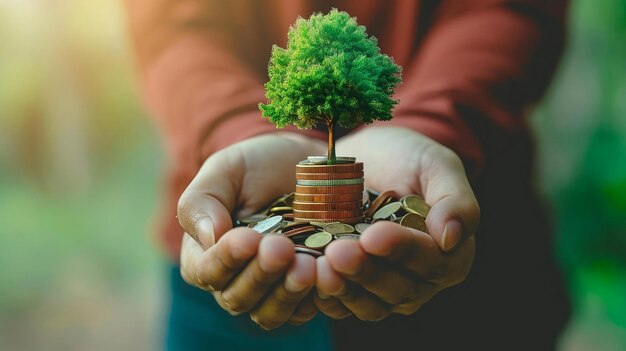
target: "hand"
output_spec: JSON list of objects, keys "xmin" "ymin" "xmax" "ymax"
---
[
  {"xmin": 313, "ymin": 127, "xmax": 480, "ymax": 321},
  {"xmin": 177, "ymin": 133, "xmax": 326, "ymax": 329}
]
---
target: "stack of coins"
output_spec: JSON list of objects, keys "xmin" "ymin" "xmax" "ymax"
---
[{"xmin": 293, "ymin": 156, "xmax": 364, "ymax": 224}]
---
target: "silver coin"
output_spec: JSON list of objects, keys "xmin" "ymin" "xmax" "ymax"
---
[
  {"xmin": 355, "ymin": 223, "xmax": 371, "ymax": 233},
  {"xmin": 306, "ymin": 156, "xmax": 357, "ymax": 164},
  {"xmin": 296, "ymin": 178, "xmax": 364, "ymax": 186},
  {"xmin": 252, "ymin": 215, "xmax": 284, "ymax": 234}
]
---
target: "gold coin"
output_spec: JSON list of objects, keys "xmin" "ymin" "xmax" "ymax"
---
[
  {"xmin": 399, "ymin": 213, "xmax": 428, "ymax": 233},
  {"xmin": 296, "ymin": 162, "xmax": 363, "ymax": 173},
  {"xmin": 401, "ymin": 195, "xmax": 430, "ymax": 218},
  {"xmin": 304, "ymin": 231, "xmax": 333, "ymax": 249},
  {"xmin": 364, "ymin": 190, "xmax": 396, "ymax": 218},
  {"xmin": 324, "ymin": 223, "xmax": 355, "ymax": 235},
  {"xmin": 268, "ymin": 206, "xmax": 293, "ymax": 214},
  {"xmin": 373, "ymin": 201, "xmax": 403, "ymax": 221}
]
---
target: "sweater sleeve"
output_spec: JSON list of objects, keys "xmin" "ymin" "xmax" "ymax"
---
[
  {"xmin": 368, "ymin": 0, "xmax": 568, "ymax": 178},
  {"xmin": 124, "ymin": 0, "xmax": 325, "ymax": 171}
]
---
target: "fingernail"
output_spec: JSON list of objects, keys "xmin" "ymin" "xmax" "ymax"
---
[
  {"xmin": 197, "ymin": 217, "xmax": 215, "ymax": 247},
  {"xmin": 285, "ymin": 277, "xmax": 308, "ymax": 293},
  {"xmin": 442, "ymin": 219, "xmax": 463, "ymax": 252},
  {"xmin": 317, "ymin": 292, "xmax": 330, "ymax": 300},
  {"xmin": 329, "ymin": 281, "xmax": 346, "ymax": 297}
]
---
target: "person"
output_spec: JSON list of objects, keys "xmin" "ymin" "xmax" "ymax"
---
[{"xmin": 125, "ymin": 0, "xmax": 571, "ymax": 350}]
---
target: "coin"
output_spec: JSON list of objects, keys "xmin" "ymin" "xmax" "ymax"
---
[
  {"xmin": 295, "ymin": 172, "xmax": 364, "ymax": 180},
  {"xmin": 252, "ymin": 215, "xmax": 284, "ymax": 234},
  {"xmin": 309, "ymin": 221, "xmax": 339, "ymax": 228},
  {"xmin": 294, "ymin": 192, "xmax": 363, "ymax": 203},
  {"xmin": 373, "ymin": 201, "xmax": 403, "ymax": 221},
  {"xmin": 399, "ymin": 213, "xmax": 428, "ymax": 233},
  {"xmin": 296, "ymin": 162, "xmax": 363, "ymax": 173},
  {"xmin": 364, "ymin": 190, "xmax": 396, "ymax": 217},
  {"xmin": 334, "ymin": 233, "xmax": 360, "ymax": 240},
  {"xmin": 296, "ymin": 178, "xmax": 364, "ymax": 186},
  {"xmin": 268, "ymin": 206, "xmax": 293, "ymax": 214},
  {"xmin": 293, "ymin": 201, "xmax": 362, "ymax": 211},
  {"xmin": 280, "ymin": 221, "xmax": 310, "ymax": 231},
  {"xmin": 283, "ymin": 225, "xmax": 318, "ymax": 237},
  {"xmin": 401, "ymin": 195, "xmax": 430, "ymax": 218},
  {"xmin": 238, "ymin": 213, "xmax": 269, "ymax": 225},
  {"xmin": 295, "ymin": 245, "xmax": 322, "ymax": 257},
  {"xmin": 293, "ymin": 209, "xmax": 363, "ymax": 219},
  {"xmin": 296, "ymin": 184, "xmax": 364, "ymax": 194},
  {"xmin": 355, "ymin": 222, "xmax": 371, "ymax": 233},
  {"xmin": 306, "ymin": 156, "xmax": 356, "ymax": 164},
  {"xmin": 304, "ymin": 231, "xmax": 333, "ymax": 249},
  {"xmin": 324, "ymin": 223, "xmax": 355, "ymax": 235},
  {"xmin": 295, "ymin": 217, "xmax": 363, "ymax": 225}
]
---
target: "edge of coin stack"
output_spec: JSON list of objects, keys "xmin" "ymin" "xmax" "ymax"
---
[{"xmin": 293, "ymin": 156, "xmax": 364, "ymax": 224}]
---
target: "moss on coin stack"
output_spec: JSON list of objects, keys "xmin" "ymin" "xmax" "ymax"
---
[{"xmin": 293, "ymin": 156, "xmax": 364, "ymax": 224}]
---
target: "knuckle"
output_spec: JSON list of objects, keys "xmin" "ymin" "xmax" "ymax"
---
[
  {"xmin": 356, "ymin": 309, "xmax": 390, "ymax": 322},
  {"xmin": 250, "ymin": 314, "xmax": 283, "ymax": 330},
  {"xmin": 221, "ymin": 292, "xmax": 251, "ymax": 314},
  {"xmin": 180, "ymin": 266, "xmax": 196, "ymax": 287},
  {"xmin": 275, "ymin": 289, "xmax": 303, "ymax": 306},
  {"xmin": 394, "ymin": 303, "xmax": 421, "ymax": 315}
]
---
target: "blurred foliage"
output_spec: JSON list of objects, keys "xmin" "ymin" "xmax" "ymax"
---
[
  {"xmin": 532, "ymin": 0, "xmax": 626, "ymax": 346},
  {"xmin": 0, "ymin": 0, "xmax": 624, "ymax": 350}
]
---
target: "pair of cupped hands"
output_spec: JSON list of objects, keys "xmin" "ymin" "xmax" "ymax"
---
[{"xmin": 178, "ymin": 127, "xmax": 480, "ymax": 330}]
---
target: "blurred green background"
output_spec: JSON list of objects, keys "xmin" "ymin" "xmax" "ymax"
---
[{"xmin": 0, "ymin": 1, "xmax": 624, "ymax": 350}]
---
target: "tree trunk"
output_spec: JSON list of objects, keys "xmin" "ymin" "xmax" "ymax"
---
[{"xmin": 327, "ymin": 120, "xmax": 336, "ymax": 165}]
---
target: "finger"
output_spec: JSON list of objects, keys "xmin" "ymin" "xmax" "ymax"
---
[
  {"xmin": 288, "ymin": 293, "xmax": 319, "ymax": 326},
  {"xmin": 185, "ymin": 228, "xmax": 262, "ymax": 291},
  {"xmin": 421, "ymin": 146, "xmax": 480, "ymax": 252},
  {"xmin": 325, "ymin": 238, "xmax": 437, "ymax": 305},
  {"xmin": 317, "ymin": 249, "xmax": 392, "ymax": 321},
  {"xmin": 177, "ymin": 149, "xmax": 243, "ymax": 247},
  {"xmin": 332, "ymin": 281, "xmax": 393, "ymax": 322},
  {"xmin": 360, "ymin": 221, "xmax": 473, "ymax": 286},
  {"xmin": 316, "ymin": 256, "xmax": 346, "ymax": 296},
  {"xmin": 392, "ymin": 285, "xmax": 442, "ymax": 315},
  {"xmin": 312, "ymin": 292, "xmax": 353, "ymax": 320},
  {"xmin": 250, "ymin": 253, "xmax": 316, "ymax": 330},
  {"xmin": 220, "ymin": 235, "xmax": 294, "ymax": 315}
]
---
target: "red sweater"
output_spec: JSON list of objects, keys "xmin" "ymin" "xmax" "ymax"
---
[{"xmin": 125, "ymin": 0, "xmax": 567, "ymax": 261}]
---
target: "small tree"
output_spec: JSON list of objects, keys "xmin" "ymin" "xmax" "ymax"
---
[{"xmin": 259, "ymin": 9, "xmax": 402, "ymax": 165}]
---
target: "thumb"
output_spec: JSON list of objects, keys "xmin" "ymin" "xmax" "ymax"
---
[
  {"xmin": 422, "ymin": 148, "xmax": 480, "ymax": 252},
  {"xmin": 177, "ymin": 150, "xmax": 242, "ymax": 249}
]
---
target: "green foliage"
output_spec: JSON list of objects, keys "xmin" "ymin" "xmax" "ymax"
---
[{"xmin": 259, "ymin": 9, "xmax": 402, "ymax": 129}]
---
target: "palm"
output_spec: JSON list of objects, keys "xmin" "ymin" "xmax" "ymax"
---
[
  {"xmin": 204, "ymin": 133, "xmax": 325, "ymax": 226},
  {"xmin": 338, "ymin": 127, "xmax": 438, "ymax": 196}
]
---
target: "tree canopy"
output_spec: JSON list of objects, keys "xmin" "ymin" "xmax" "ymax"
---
[{"xmin": 259, "ymin": 9, "xmax": 402, "ymax": 130}]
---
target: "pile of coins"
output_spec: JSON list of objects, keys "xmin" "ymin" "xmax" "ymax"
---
[
  {"xmin": 234, "ymin": 188, "xmax": 431, "ymax": 257},
  {"xmin": 294, "ymin": 156, "xmax": 364, "ymax": 224}
]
